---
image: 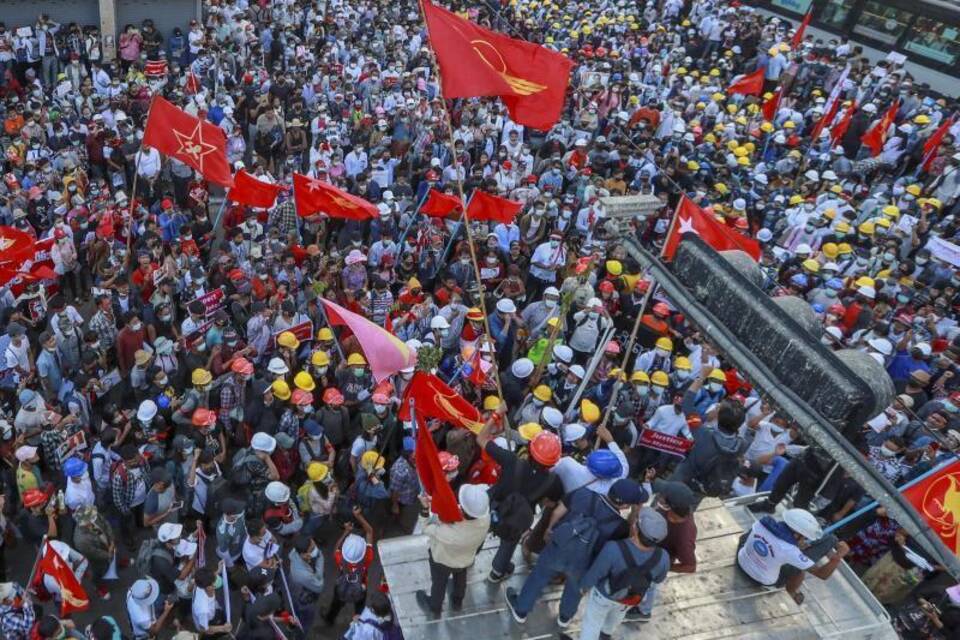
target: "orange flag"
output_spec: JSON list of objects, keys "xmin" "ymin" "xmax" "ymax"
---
[
  {"xmin": 861, "ymin": 101, "xmax": 899, "ymax": 157},
  {"xmin": 422, "ymin": 1, "xmax": 573, "ymax": 130},
  {"xmin": 293, "ymin": 173, "xmax": 378, "ymax": 220},
  {"xmin": 902, "ymin": 459, "xmax": 960, "ymax": 554},
  {"xmin": 726, "ymin": 68, "xmax": 764, "ymax": 96},
  {"xmin": 663, "ymin": 196, "xmax": 761, "ymax": 261},
  {"xmin": 32, "ymin": 543, "xmax": 90, "ymax": 616},
  {"xmin": 142, "ymin": 96, "xmax": 233, "ymax": 187}
]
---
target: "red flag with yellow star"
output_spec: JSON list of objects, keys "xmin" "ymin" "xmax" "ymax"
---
[
  {"xmin": 422, "ymin": 1, "xmax": 573, "ymax": 131},
  {"xmin": 293, "ymin": 173, "xmax": 379, "ymax": 220},
  {"xmin": 902, "ymin": 459, "xmax": 960, "ymax": 555},
  {"xmin": 142, "ymin": 96, "xmax": 233, "ymax": 187}
]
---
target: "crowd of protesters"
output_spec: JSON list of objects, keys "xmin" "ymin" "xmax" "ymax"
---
[{"xmin": 1, "ymin": 0, "xmax": 960, "ymax": 639}]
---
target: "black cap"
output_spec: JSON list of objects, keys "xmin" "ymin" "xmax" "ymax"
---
[{"xmin": 653, "ymin": 480, "xmax": 696, "ymax": 512}]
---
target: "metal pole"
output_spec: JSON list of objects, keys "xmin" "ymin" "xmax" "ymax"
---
[
  {"xmin": 812, "ymin": 461, "xmax": 839, "ymax": 501},
  {"xmin": 221, "ymin": 561, "xmax": 231, "ymax": 625},
  {"xmin": 396, "ymin": 189, "xmax": 430, "ymax": 259},
  {"xmin": 277, "ymin": 563, "xmax": 302, "ymax": 630},
  {"xmin": 564, "ymin": 322, "xmax": 616, "ymax": 419},
  {"xmin": 317, "ymin": 299, "xmax": 346, "ymax": 363}
]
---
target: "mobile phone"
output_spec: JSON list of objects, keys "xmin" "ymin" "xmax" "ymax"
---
[{"xmin": 170, "ymin": 501, "xmax": 183, "ymax": 511}]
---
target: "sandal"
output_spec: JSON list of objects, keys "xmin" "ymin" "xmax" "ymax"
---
[{"xmin": 790, "ymin": 591, "xmax": 805, "ymax": 605}]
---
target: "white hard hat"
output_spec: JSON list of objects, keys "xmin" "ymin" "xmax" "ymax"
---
[
  {"xmin": 915, "ymin": 342, "xmax": 932, "ymax": 356},
  {"xmin": 733, "ymin": 198, "xmax": 746, "ymax": 211},
  {"xmin": 251, "ymin": 432, "xmax": 277, "ymax": 454},
  {"xmin": 563, "ymin": 423, "xmax": 587, "ymax": 442},
  {"xmin": 265, "ymin": 481, "xmax": 290, "ymax": 503},
  {"xmin": 587, "ymin": 297, "xmax": 603, "ymax": 309},
  {"xmin": 796, "ymin": 243, "xmax": 812, "ymax": 256},
  {"xmin": 158, "ymin": 522, "xmax": 183, "ymax": 543},
  {"xmin": 757, "ymin": 228, "xmax": 773, "ymax": 242},
  {"xmin": 542, "ymin": 407, "xmax": 563, "ymax": 429},
  {"xmin": 862, "ymin": 103, "xmax": 877, "ymax": 114},
  {"xmin": 859, "ymin": 286, "xmax": 876, "ymax": 300},
  {"xmin": 783, "ymin": 508, "xmax": 822, "ymax": 540},
  {"xmin": 804, "ymin": 169, "xmax": 819, "ymax": 182},
  {"xmin": 824, "ymin": 325, "xmax": 843, "ymax": 341},
  {"xmin": 496, "ymin": 298, "xmax": 517, "ymax": 314},
  {"xmin": 511, "ymin": 358, "xmax": 534, "ymax": 378},
  {"xmin": 569, "ymin": 364, "xmax": 586, "ymax": 379},
  {"xmin": 405, "ymin": 339, "xmax": 422, "ymax": 352},
  {"xmin": 553, "ymin": 344, "xmax": 574, "ymax": 363},
  {"xmin": 868, "ymin": 337, "xmax": 893, "ymax": 356},
  {"xmin": 458, "ymin": 483, "xmax": 490, "ymax": 519},
  {"xmin": 342, "ymin": 533, "xmax": 367, "ymax": 563},
  {"xmin": 823, "ymin": 262, "xmax": 839, "ymax": 271},
  {"xmin": 822, "ymin": 170, "xmax": 838, "ymax": 181},
  {"xmin": 268, "ymin": 357, "xmax": 290, "ymax": 375},
  {"xmin": 544, "ymin": 286, "xmax": 560, "ymax": 297},
  {"xmin": 137, "ymin": 399, "xmax": 158, "ymax": 422},
  {"xmin": 430, "ymin": 315, "xmax": 450, "ymax": 330}
]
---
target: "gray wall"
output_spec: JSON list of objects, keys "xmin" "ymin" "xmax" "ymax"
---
[
  {"xmin": 116, "ymin": 0, "xmax": 198, "ymax": 45},
  {"xmin": 0, "ymin": 0, "xmax": 99, "ymax": 31}
]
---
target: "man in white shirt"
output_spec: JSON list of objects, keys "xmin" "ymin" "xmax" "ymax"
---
[
  {"xmin": 192, "ymin": 567, "xmax": 232, "ymax": 635},
  {"xmin": 736, "ymin": 508, "xmax": 847, "ymax": 604},
  {"xmin": 242, "ymin": 518, "xmax": 279, "ymax": 570},
  {"xmin": 126, "ymin": 578, "xmax": 175, "ymax": 639}
]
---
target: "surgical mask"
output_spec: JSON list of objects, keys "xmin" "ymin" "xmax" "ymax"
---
[
  {"xmin": 588, "ymin": 311, "xmax": 599, "ymax": 319},
  {"xmin": 676, "ymin": 370, "xmax": 690, "ymax": 381},
  {"xmin": 130, "ymin": 321, "xmax": 142, "ymax": 331},
  {"xmin": 157, "ymin": 376, "xmax": 168, "ymax": 386},
  {"xmin": 655, "ymin": 349, "xmax": 670, "ymax": 358},
  {"xmin": 374, "ymin": 405, "xmax": 387, "ymax": 415},
  {"xmin": 353, "ymin": 368, "xmax": 365, "ymax": 377},
  {"xmin": 544, "ymin": 299, "xmax": 558, "ymax": 309},
  {"xmin": 310, "ymin": 547, "xmax": 321, "ymax": 559},
  {"xmin": 635, "ymin": 385, "xmax": 650, "ymax": 397},
  {"xmin": 883, "ymin": 252, "xmax": 895, "ymax": 262},
  {"xmin": 316, "ymin": 366, "xmax": 328, "ymax": 376},
  {"xmin": 879, "ymin": 445, "xmax": 897, "ymax": 458},
  {"xmin": 896, "ymin": 294, "xmax": 910, "ymax": 304},
  {"xmin": 825, "ymin": 289, "xmax": 837, "ymax": 298},
  {"xmin": 709, "ymin": 382, "xmax": 723, "ymax": 393}
]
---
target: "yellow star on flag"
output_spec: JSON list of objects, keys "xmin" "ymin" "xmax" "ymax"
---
[{"xmin": 172, "ymin": 123, "xmax": 218, "ymax": 171}]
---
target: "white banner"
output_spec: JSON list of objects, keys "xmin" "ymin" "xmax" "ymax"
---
[{"xmin": 925, "ymin": 236, "xmax": 960, "ymax": 268}]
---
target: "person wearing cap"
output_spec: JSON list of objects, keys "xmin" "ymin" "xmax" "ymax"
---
[
  {"xmin": 62, "ymin": 456, "xmax": 94, "ymax": 513},
  {"xmin": 14, "ymin": 442, "xmax": 43, "ymax": 500},
  {"xmin": 263, "ymin": 479, "xmax": 303, "ymax": 536},
  {"xmin": 575, "ymin": 507, "xmax": 670, "ymax": 639},
  {"xmin": 235, "ymin": 432, "xmax": 281, "ymax": 492},
  {"xmin": 414, "ymin": 483, "xmax": 492, "ymax": 616},
  {"xmin": 736, "ymin": 508, "xmax": 848, "ymax": 605},
  {"xmin": 476, "ymin": 406, "xmax": 563, "ymax": 582},
  {"xmin": 127, "ymin": 575, "xmax": 176, "ymax": 640},
  {"xmin": 506, "ymin": 478, "xmax": 648, "ymax": 627},
  {"xmin": 149, "ymin": 522, "xmax": 191, "ymax": 598},
  {"xmin": 324, "ymin": 507, "xmax": 375, "ymax": 625}
]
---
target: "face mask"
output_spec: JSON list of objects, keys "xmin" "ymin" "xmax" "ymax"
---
[
  {"xmin": 544, "ymin": 299, "xmax": 558, "ymax": 309},
  {"xmin": 374, "ymin": 405, "xmax": 387, "ymax": 415},
  {"xmin": 130, "ymin": 322, "xmax": 142, "ymax": 331},
  {"xmin": 879, "ymin": 445, "xmax": 897, "ymax": 457},
  {"xmin": 883, "ymin": 252, "xmax": 895, "ymax": 262},
  {"xmin": 588, "ymin": 312, "xmax": 599, "ymax": 320},
  {"xmin": 214, "ymin": 576, "xmax": 223, "ymax": 589},
  {"xmin": 709, "ymin": 382, "xmax": 723, "ymax": 393},
  {"xmin": 635, "ymin": 385, "xmax": 650, "ymax": 397},
  {"xmin": 550, "ymin": 240, "xmax": 560, "ymax": 249},
  {"xmin": 157, "ymin": 376, "xmax": 168, "ymax": 386},
  {"xmin": 353, "ymin": 368, "xmax": 365, "ymax": 377},
  {"xmin": 916, "ymin": 257, "xmax": 928, "ymax": 266},
  {"xmin": 158, "ymin": 314, "xmax": 171, "ymax": 323},
  {"xmin": 310, "ymin": 547, "xmax": 321, "ymax": 559},
  {"xmin": 547, "ymin": 363, "xmax": 558, "ymax": 375},
  {"xmin": 676, "ymin": 370, "xmax": 690, "ymax": 381}
]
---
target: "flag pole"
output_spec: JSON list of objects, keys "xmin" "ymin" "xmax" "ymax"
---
[
  {"xmin": 25, "ymin": 534, "xmax": 48, "ymax": 596},
  {"xmin": 438, "ymin": 193, "xmax": 473, "ymax": 269},
  {"xmin": 126, "ymin": 97, "xmax": 158, "ymax": 274},
  {"xmin": 823, "ymin": 456, "xmax": 959, "ymax": 534},
  {"xmin": 396, "ymin": 189, "xmax": 430, "ymax": 260},
  {"xmin": 418, "ymin": 0, "xmax": 512, "ymax": 441},
  {"xmin": 594, "ymin": 198, "xmax": 680, "ymax": 447}
]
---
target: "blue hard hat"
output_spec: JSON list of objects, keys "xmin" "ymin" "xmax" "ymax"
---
[
  {"xmin": 586, "ymin": 449, "xmax": 623, "ymax": 479},
  {"xmin": 63, "ymin": 457, "xmax": 86, "ymax": 478},
  {"xmin": 304, "ymin": 419, "xmax": 323, "ymax": 436},
  {"xmin": 790, "ymin": 273, "xmax": 808, "ymax": 288},
  {"xmin": 811, "ymin": 303, "xmax": 825, "ymax": 314},
  {"xmin": 403, "ymin": 436, "xmax": 416, "ymax": 453},
  {"xmin": 826, "ymin": 278, "xmax": 843, "ymax": 290},
  {"xmin": 156, "ymin": 394, "xmax": 171, "ymax": 410}
]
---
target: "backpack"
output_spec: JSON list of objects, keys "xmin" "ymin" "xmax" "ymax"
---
[
  {"xmin": 490, "ymin": 460, "xmax": 552, "ymax": 542},
  {"xmin": 549, "ymin": 492, "xmax": 620, "ymax": 559},
  {"xmin": 334, "ymin": 561, "xmax": 367, "ymax": 603},
  {"xmin": 607, "ymin": 542, "xmax": 664, "ymax": 603},
  {"xmin": 296, "ymin": 482, "xmax": 313, "ymax": 513},
  {"xmin": 134, "ymin": 538, "xmax": 173, "ymax": 578},
  {"xmin": 198, "ymin": 472, "xmax": 229, "ymax": 520},
  {"xmin": 691, "ymin": 446, "xmax": 741, "ymax": 498}
]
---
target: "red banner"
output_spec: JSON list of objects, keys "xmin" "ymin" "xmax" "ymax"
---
[
  {"xmin": 637, "ymin": 429, "xmax": 694, "ymax": 457},
  {"xmin": 189, "ymin": 288, "xmax": 225, "ymax": 318},
  {"xmin": 273, "ymin": 320, "xmax": 314, "ymax": 347}
]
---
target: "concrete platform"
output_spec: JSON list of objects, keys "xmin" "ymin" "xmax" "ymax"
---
[{"xmin": 379, "ymin": 497, "xmax": 897, "ymax": 639}]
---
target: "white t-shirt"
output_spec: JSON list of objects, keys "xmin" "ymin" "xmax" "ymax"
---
[
  {"xmin": 737, "ymin": 519, "xmax": 814, "ymax": 585},
  {"xmin": 242, "ymin": 532, "xmax": 278, "ymax": 570},
  {"xmin": 127, "ymin": 597, "xmax": 156, "ymax": 639},
  {"xmin": 552, "ymin": 442, "xmax": 628, "ymax": 495},
  {"xmin": 745, "ymin": 422, "xmax": 793, "ymax": 472},
  {"xmin": 192, "ymin": 587, "xmax": 218, "ymax": 630}
]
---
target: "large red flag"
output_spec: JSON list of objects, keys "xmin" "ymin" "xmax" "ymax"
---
[
  {"xmin": 861, "ymin": 101, "xmax": 900, "ymax": 157},
  {"xmin": 830, "ymin": 101, "xmax": 857, "ymax": 145},
  {"xmin": 399, "ymin": 371, "xmax": 484, "ymax": 433},
  {"xmin": 663, "ymin": 196, "xmax": 761, "ymax": 261},
  {"xmin": 293, "ymin": 173, "xmax": 378, "ymax": 220},
  {"xmin": 790, "ymin": 10, "xmax": 813, "ymax": 49},
  {"xmin": 414, "ymin": 414, "xmax": 463, "ymax": 523},
  {"xmin": 228, "ymin": 169, "xmax": 283, "ymax": 208},
  {"xmin": 762, "ymin": 89, "xmax": 781, "ymax": 122},
  {"xmin": 32, "ymin": 542, "xmax": 90, "ymax": 616},
  {"xmin": 422, "ymin": 1, "xmax": 573, "ymax": 130},
  {"xmin": 420, "ymin": 188, "xmax": 463, "ymax": 218},
  {"xmin": 725, "ymin": 68, "xmax": 764, "ymax": 96},
  {"xmin": 142, "ymin": 96, "xmax": 233, "ymax": 187},
  {"xmin": 921, "ymin": 115, "xmax": 956, "ymax": 172},
  {"xmin": 466, "ymin": 190, "xmax": 523, "ymax": 224},
  {"xmin": 902, "ymin": 459, "xmax": 960, "ymax": 555},
  {"xmin": 0, "ymin": 225, "xmax": 37, "ymax": 268}
]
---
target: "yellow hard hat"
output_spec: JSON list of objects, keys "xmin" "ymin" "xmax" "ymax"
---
[
  {"xmin": 802, "ymin": 259, "xmax": 820, "ymax": 273},
  {"xmin": 307, "ymin": 462, "xmax": 329, "ymax": 482},
  {"xmin": 311, "ymin": 350, "xmax": 331, "ymax": 366},
  {"xmin": 630, "ymin": 370, "xmax": 650, "ymax": 384},
  {"xmin": 704, "ymin": 133, "xmax": 717, "ymax": 143},
  {"xmin": 696, "ymin": 102, "xmax": 706, "ymax": 110},
  {"xmin": 674, "ymin": 356, "xmax": 692, "ymax": 371},
  {"xmin": 830, "ymin": 184, "xmax": 843, "ymax": 194},
  {"xmin": 483, "ymin": 395, "xmax": 501, "ymax": 411},
  {"xmin": 835, "ymin": 222, "xmax": 852, "ymax": 234},
  {"xmin": 882, "ymin": 205, "xmax": 900, "ymax": 218},
  {"xmin": 778, "ymin": 43, "xmax": 790, "ymax": 52},
  {"xmin": 876, "ymin": 217, "xmax": 892, "ymax": 229},
  {"xmin": 837, "ymin": 242, "xmax": 853, "ymax": 254},
  {"xmin": 726, "ymin": 104, "xmax": 738, "ymax": 115},
  {"xmin": 906, "ymin": 184, "xmax": 922, "ymax": 196},
  {"xmin": 726, "ymin": 140, "xmax": 740, "ymax": 151},
  {"xmin": 581, "ymin": 399, "xmax": 600, "ymax": 423},
  {"xmin": 361, "ymin": 450, "xmax": 385, "ymax": 471},
  {"xmin": 788, "ymin": 149, "xmax": 802, "ymax": 159},
  {"xmin": 769, "ymin": 46, "xmax": 779, "ymax": 56},
  {"xmin": 316, "ymin": 327, "xmax": 334, "ymax": 341},
  {"xmin": 519, "ymin": 422, "xmax": 543, "ymax": 442},
  {"xmin": 924, "ymin": 197, "xmax": 943, "ymax": 210},
  {"xmin": 858, "ymin": 221, "xmax": 875, "ymax": 235},
  {"xmin": 294, "ymin": 371, "xmax": 316, "ymax": 391},
  {"xmin": 821, "ymin": 243, "xmax": 839, "ymax": 259},
  {"xmin": 855, "ymin": 276, "xmax": 875, "ymax": 288},
  {"xmin": 655, "ymin": 337, "xmax": 673, "ymax": 352},
  {"xmin": 347, "ymin": 353, "xmax": 367, "ymax": 366},
  {"xmin": 735, "ymin": 115, "xmax": 748, "ymax": 126},
  {"xmin": 737, "ymin": 156, "xmax": 750, "ymax": 167},
  {"xmin": 690, "ymin": 70, "xmax": 700, "ymax": 78},
  {"xmin": 822, "ymin": 208, "xmax": 836, "ymax": 220},
  {"xmin": 733, "ymin": 146, "xmax": 748, "ymax": 158},
  {"xmin": 687, "ymin": 160, "xmax": 700, "ymax": 171},
  {"xmin": 714, "ymin": 182, "xmax": 729, "ymax": 194},
  {"xmin": 914, "ymin": 114, "xmax": 931, "ymax": 125},
  {"xmin": 783, "ymin": 120, "xmax": 796, "ymax": 129},
  {"xmin": 533, "ymin": 384, "xmax": 553, "ymax": 402},
  {"xmin": 760, "ymin": 121, "xmax": 774, "ymax": 133},
  {"xmin": 709, "ymin": 68, "xmax": 720, "ymax": 77},
  {"xmin": 789, "ymin": 195, "xmax": 804, "ymax": 205},
  {"xmin": 743, "ymin": 142, "xmax": 756, "ymax": 153},
  {"xmin": 708, "ymin": 368, "xmax": 727, "ymax": 382},
  {"xmin": 606, "ymin": 260, "xmax": 623, "ymax": 276},
  {"xmin": 278, "ymin": 331, "xmax": 300, "ymax": 349},
  {"xmin": 711, "ymin": 92, "xmax": 725, "ymax": 102},
  {"xmin": 192, "ymin": 368, "xmax": 212, "ymax": 385},
  {"xmin": 676, "ymin": 66, "xmax": 687, "ymax": 75},
  {"xmin": 651, "ymin": 371, "xmax": 670, "ymax": 387},
  {"xmin": 272, "ymin": 379, "xmax": 292, "ymax": 400}
]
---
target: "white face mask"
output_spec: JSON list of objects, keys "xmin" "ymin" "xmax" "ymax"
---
[
  {"xmin": 676, "ymin": 370, "xmax": 690, "ymax": 381},
  {"xmin": 709, "ymin": 382, "xmax": 723, "ymax": 393},
  {"xmin": 879, "ymin": 445, "xmax": 898, "ymax": 458},
  {"xmin": 544, "ymin": 299, "xmax": 558, "ymax": 309},
  {"xmin": 655, "ymin": 348, "xmax": 670, "ymax": 358}
]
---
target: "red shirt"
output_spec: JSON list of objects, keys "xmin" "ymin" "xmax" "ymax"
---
[{"xmin": 334, "ymin": 544, "xmax": 374, "ymax": 586}]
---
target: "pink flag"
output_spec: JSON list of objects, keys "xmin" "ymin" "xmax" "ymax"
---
[{"xmin": 321, "ymin": 298, "xmax": 417, "ymax": 382}]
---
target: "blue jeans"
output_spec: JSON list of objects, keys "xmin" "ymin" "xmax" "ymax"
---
[
  {"xmin": 516, "ymin": 542, "xmax": 589, "ymax": 620},
  {"xmin": 759, "ymin": 456, "xmax": 790, "ymax": 493},
  {"xmin": 579, "ymin": 587, "xmax": 629, "ymax": 640},
  {"xmin": 637, "ymin": 578, "xmax": 659, "ymax": 615}
]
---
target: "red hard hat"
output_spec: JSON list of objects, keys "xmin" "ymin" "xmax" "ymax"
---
[
  {"xmin": 652, "ymin": 302, "xmax": 671, "ymax": 317},
  {"xmin": 827, "ymin": 303, "xmax": 846, "ymax": 316},
  {"xmin": 23, "ymin": 488, "xmax": 48, "ymax": 508},
  {"xmin": 192, "ymin": 408, "xmax": 217, "ymax": 427},
  {"xmin": 291, "ymin": 389, "xmax": 314, "ymax": 406},
  {"xmin": 599, "ymin": 280, "xmax": 615, "ymax": 293},
  {"xmin": 323, "ymin": 387, "xmax": 344, "ymax": 406},
  {"xmin": 529, "ymin": 431, "xmax": 561, "ymax": 467},
  {"xmin": 438, "ymin": 451, "xmax": 460, "ymax": 472},
  {"xmin": 426, "ymin": 170, "xmax": 439, "ymax": 180},
  {"xmin": 231, "ymin": 357, "xmax": 254, "ymax": 375},
  {"xmin": 604, "ymin": 341, "xmax": 621, "ymax": 355}
]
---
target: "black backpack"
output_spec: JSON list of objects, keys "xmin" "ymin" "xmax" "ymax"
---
[
  {"xmin": 198, "ymin": 472, "xmax": 229, "ymax": 521},
  {"xmin": 607, "ymin": 542, "xmax": 664, "ymax": 601},
  {"xmin": 691, "ymin": 447, "xmax": 740, "ymax": 498},
  {"xmin": 334, "ymin": 561, "xmax": 368, "ymax": 603},
  {"xmin": 490, "ymin": 461, "xmax": 550, "ymax": 542}
]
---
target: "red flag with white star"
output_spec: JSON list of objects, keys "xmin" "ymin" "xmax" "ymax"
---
[
  {"xmin": 293, "ymin": 172, "xmax": 379, "ymax": 220},
  {"xmin": 663, "ymin": 196, "xmax": 760, "ymax": 261},
  {"xmin": 32, "ymin": 542, "xmax": 90, "ymax": 616},
  {"xmin": 142, "ymin": 96, "xmax": 233, "ymax": 187}
]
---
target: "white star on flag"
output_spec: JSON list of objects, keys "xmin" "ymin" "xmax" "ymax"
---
[
  {"xmin": 306, "ymin": 178, "xmax": 323, "ymax": 192},
  {"xmin": 678, "ymin": 216, "xmax": 699, "ymax": 235}
]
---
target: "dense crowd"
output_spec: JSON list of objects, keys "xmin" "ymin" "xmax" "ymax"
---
[{"xmin": 1, "ymin": 0, "xmax": 960, "ymax": 639}]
